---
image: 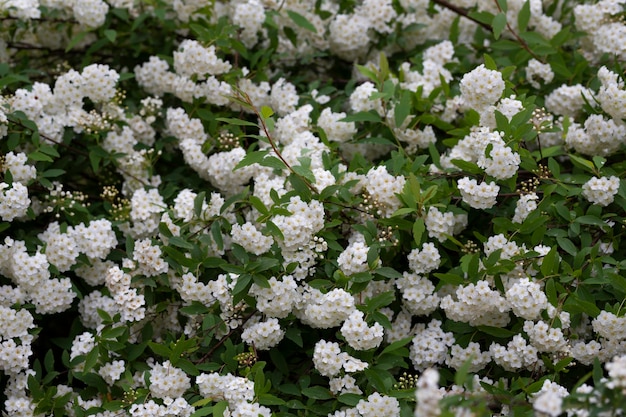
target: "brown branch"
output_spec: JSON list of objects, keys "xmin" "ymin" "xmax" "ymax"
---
[
  {"xmin": 492, "ymin": 0, "xmax": 545, "ymax": 63},
  {"xmin": 431, "ymin": 0, "xmax": 491, "ymax": 31}
]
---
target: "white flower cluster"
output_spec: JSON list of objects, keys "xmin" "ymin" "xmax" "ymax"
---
[
  {"xmin": 400, "ymin": 41, "xmax": 454, "ymax": 97},
  {"xmin": 457, "ymin": 177, "xmax": 499, "ymax": 210},
  {"xmin": 340, "ymin": 310, "xmax": 384, "ymax": 350},
  {"xmin": 363, "ymin": 166, "xmax": 406, "ymax": 217},
  {"xmin": 505, "ymin": 277, "xmax": 548, "ymax": 320},
  {"xmin": 301, "ymin": 288, "xmax": 355, "ymax": 329},
  {"xmin": 441, "ymin": 280, "xmax": 510, "ymax": 327},
  {"xmin": 531, "ymin": 380, "xmax": 568, "ymax": 417},
  {"xmin": 490, "ymin": 334, "xmax": 539, "ymax": 371},
  {"xmin": 526, "ymin": 58, "xmax": 554, "ymax": 89},
  {"xmin": 513, "ymin": 193, "xmax": 539, "ymax": 223},
  {"xmin": 460, "ymin": 64, "xmax": 505, "ymax": 111},
  {"xmin": 149, "ymin": 360, "xmax": 191, "ymax": 399},
  {"xmin": 337, "ymin": 238, "xmax": 370, "ymax": 276},
  {"xmin": 355, "ymin": 392, "xmax": 400, "ymax": 417},
  {"xmin": 250, "ymin": 275, "xmax": 298, "ymax": 319},
  {"xmin": 241, "ymin": 317, "xmax": 285, "ymax": 350},
  {"xmin": 606, "ymin": 355, "xmax": 626, "ymax": 391},
  {"xmin": 98, "ymin": 360, "xmax": 125, "ymax": 386},
  {"xmin": 565, "ymin": 115, "xmax": 626, "ymax": 157},
  {"xmin": 0, "ymin": 237, "xmax": 76, "ymax": 314},
  {"xmin": 582, "ymin": 176, "xmax": 620, "ymax": 206},
  {"xmin": 597, "ymin": 66, "xmax": 626, "ymax": 121},
  {"xmin": 0, "ymin": 306, "xmax": 35, "ymax": 374},
  {"xmin": 424, "ymin": 206, "xmax": 467, "ymax": 242},
  {"xmin": 574, "ymin": 0, "xmax": 626, "ymax": 62},
  {"xmin": 313, "ymin": 340, "xmax": 368, "ymax": 377},
  {"xmin": 477, "ymin": 141, "xmax": 521, "ymax": 180},
  {"xmin": 132, "ymin": 238, "xmax": 169, "ymax": 277},
  {"xmin": 407, "ymin": 242, "xmax": 440, "ymax": 274},
  {"xmin": 410, "ymin": 319, "xmax": 454, "ymax": 371},
  {"xmin": 414, "ymin": 369, "xmax": 443, "ymax": 417},
  {"xmin": 231, "ymin": 222, "xmax": 274, "ymax": 255},
  {"xmin": 2, "ymin": 152, "xmax": 36, "ymax": 185},
  {"xmin": 523, "ymin": 320, "xmax": 568, "ymax": 353},
  {"xmin": 446, "ymin": 342, "xmax": 491, "ymax": 372},
  {"xmin": 105, "ymin": 266, "xmax": 146, "ymax": 322},
  {"xmin": 196, "ymin": 371, "xmax": 270, "ymax": 415},
  {"xmin": 0, "ymin": 182, "xmax": 30, "ymax": 221},
  {"xmin": 273, "ymin": 196, "xmax": 325, "ymax": 251}
]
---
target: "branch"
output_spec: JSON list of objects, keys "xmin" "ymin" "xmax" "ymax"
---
[{"xmin": 431, "ymin": 0, "xmax": 491, "ymax": 31}]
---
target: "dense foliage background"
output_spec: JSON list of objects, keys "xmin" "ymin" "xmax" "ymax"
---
[{"xmin": 2, "ymin": 0, "xmax": 626, "ymax": 416}]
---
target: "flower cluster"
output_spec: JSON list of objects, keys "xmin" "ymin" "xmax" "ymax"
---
[{"xmin": 3, "ymin": 0, "xmax": 626, "ymax": 416}]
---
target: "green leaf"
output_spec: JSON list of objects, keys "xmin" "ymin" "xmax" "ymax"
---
[
  {"xmin": 28, "ymin": 151, "xmax": 53, "ymax": 162},
  {"xmin": 569, "ymin": 154, "xmax": 596, "ymax": 174},
  {"xmin": 556, "ymin": 236, "xmax": 577, "ymax": 256},
  {"xmin": 518, "ymin": 0, "xmax": 531, "ymax": 32},
  {"xmin": 194, "ymin": 191, "xmax": 206, "ymax": 218},
  {"xmin": 477, "ymin": 326, "xmax": 517, "ymax": 338},
  {"xmin": 286, "ymin": 10, "xmax": 317, "ymax": 33},
  {"xmin": 260, "ymin": 105, "xmax": 274, "ymax": 119},
  {"xmin": 394, "ymin": 90, "xmax": 412, "ymax": 128},
  {"xmin": 213, "ymin": 401, "xmax": 229, "ymax": 417},
  {"xmin": 492, "ymin": 13, "xmax": 507, "ymax": 40},
  {"xmin": 340, "ymin": 111, "xmax": 382, "ymax": 123},
  {"xmin": 232, "ymin": 274, "xmax": 253, "ymax": 304},
  {"xmin": 104, "ymin": 29, "xmax": 117, "ymax": 43},
  {"xmin": 365, "ymin": 291, "xmax": 395, "ymax": 311},
  {"xmin": 168, "ymin": 235, "xmax": 195, "ymax": 250},
  {"xmin": 41, "ymin": 169, "xmax": 66, "ymax": 178},
  {"xmin": 574, "ymin": 215, "xmax": 609, "ymax": 230},
  {"xmin": 83, "ymin": 347, "xmax": 99, "ymax": 373},
  {"xmin": 302, "ymin": 386, "xmax": 332, "ymax": 400},
  {"xmin": 379, "ymin": 337, "xmax": 413, "ymax": 356},
  {"xmin": 483, "ymin": 53, "xmax": 498, "ymax": 71},
  {"xmin": 234, "ymin": 150, "xmax": 269, "ymax": 171},
  {"xmin": 65, "ymin": 31, "xmax": 88, "ymax": 52},
  {"xmin": 216, "ymin": 117, "xmax": 258, "ymax": 128},
  {"xmin": 375, "ymin": 267, "xmax": 403, "ymax": 279},
  {"xmin": 413, "ymin": 218, "xmax": 425, "ymax": 245},
  {"xmin": 540, "ymin": 247, "xmax": 558, "ymax": 277},
  {"xmin": 148, "ymin": 341, "xmax": 172, "ymax": 358}
]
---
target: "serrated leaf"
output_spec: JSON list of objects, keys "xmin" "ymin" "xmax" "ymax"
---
[{"xmin": 286, "ymin": 10, "xmax": 317, "ymax": 33}]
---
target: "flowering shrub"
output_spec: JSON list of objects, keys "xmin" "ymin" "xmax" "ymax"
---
[{"xmin": 2, "ymin": 0, "xmax": 626, "ymax": 416}]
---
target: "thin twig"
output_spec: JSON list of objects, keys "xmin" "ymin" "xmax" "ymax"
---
[
  {"xmin": 431, "ymin": 0, "xmax": 492, "ymax": 31},
  {"xmin": 492, "ymin": 0, "xmax": 545, "ymax": 63}
]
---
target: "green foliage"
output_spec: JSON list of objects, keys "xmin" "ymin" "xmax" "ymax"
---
[{"xmin": 2, "ymin": 0, "xmax": 626, "ymax": 416}]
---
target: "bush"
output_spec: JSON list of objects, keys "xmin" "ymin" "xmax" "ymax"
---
[{"xmin": 1, "ymin": 0, "xmax": 626, "ymax": 416}]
